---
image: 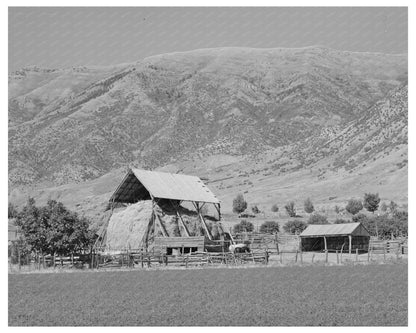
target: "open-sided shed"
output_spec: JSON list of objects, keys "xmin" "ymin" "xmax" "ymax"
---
[
  {"xmin": 300, "ymin": 223, "xmax": 370, "ymax": 253},
  {"xmin": 96, "ymin": 168, "xmax": 223, "ymax": 253}
]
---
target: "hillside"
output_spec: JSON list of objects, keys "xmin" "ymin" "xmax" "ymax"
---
[{"xmin": 8, "ymin": 46, "xmax": 408, "ymax": 224}]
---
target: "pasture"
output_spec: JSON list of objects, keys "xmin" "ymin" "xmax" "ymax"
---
[{"xmin": 9, "ymin": 263, "xmax": 407, "ymax": 326}]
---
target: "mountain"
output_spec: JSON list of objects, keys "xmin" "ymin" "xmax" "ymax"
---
[{"xmin": 8, "ymin": 47, "xmax": 408, "ymax": 223}]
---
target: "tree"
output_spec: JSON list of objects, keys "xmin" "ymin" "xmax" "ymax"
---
[
  {"xmin": 233, "ymin": 220, "xmax": 254, "ymax": 233},
  {"xmin": 271, "ymin": 204, "xmax": 279, "ymax": 212},
  {"xmin": 251, "ymin": 205, "xmax": 260, "ymax": 214},
  {"xmin": 304, "ymin": 198, "xmax": 314, "ymax": 214},
  {"xmin": 232, "ymin": 194, "xmax": 247, "ymax": 214},
  {"xmin": 334, "ymin": 218, "xmax": 351, "ymax": 224},
  {"xmin": 284, "ymin": 201, "xmax": 296, "ymax": 217},
  {"xmin": 345, "ymin": 199, "xmax": 363, "ymax": 215},
  {"xmin": 308, "ymin": 213, "xmax": 328, "ymax": 224},
  {"xmin": 283, "ymin": 220, "xmax": 307, "ymax": 235},
  {"xmin": 259, "ymin": 221, "xmax": 279, "ymax": 234},
  {"xmin": 334, "ymin": 205, "xmax": 340, "ymax": 214},
  {"xmin": 16, "ymin": 198, "xmax": 95, "ymax": 256},
  {"xmin": 363, "ymin": 193, "xmax": 380, "ymax": 214}
]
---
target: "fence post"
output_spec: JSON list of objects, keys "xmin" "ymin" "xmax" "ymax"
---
[
  {"xmin": 18, "ymin": 246, "xmax": 21, "ymax": 271},
  {"xmin": 325, "ymin": 250, "xmax": 328, "ymax": 263},
  {"xmin": 265, "ymin": 250, "xmax": 269, "ymax": 265},
  {"xmin": 300, "ymin": 250, "xmax": 303, "ymax": 264},
  {"xmin": 367, "ymin": 248, "xmax": 370, "ymax": 262},
  {"xmin": 383, "ymin": 245, "xmax": 386, "ymax": 261},
  {"xmin": 280, "ymin": 251, "xmax": 283, "ymax": 264},
  {"xmin": 355, "ymin": 248, "xmax": 359, "ymax": 262},
  {"xmin": 312, "ymin": 253, "xmax": 315, "ymax": 263},
  {"xmin": 336, "ymin": 250, "xmax": 339, "ymax": 264}
]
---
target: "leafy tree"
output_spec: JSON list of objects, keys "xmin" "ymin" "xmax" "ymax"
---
[
  {"xmin": 271, "ymin": 204, "xmax": 279, "ymax": 212},
  {"xmin": 352, "ymin": 213, "xmax": 369, "ymax": 224},
  {"xmin": 308, "ymin": 213, "xmax": 328, "ymax": 224},
  {"xmin": 284, "ymin": 201, "xmax": 296, "ymax": 217},
  {"xmin": 16, "ymin": 198, "xmax": 95, "ymax": 256},
  {"xmin": 358, "ymin": 212, "xmax": 408, "ymax": 239},
  {"xmin": 363, "ymin": 193, "xmax": 380, "ymax": 214},
  {"xmin": 304, "ymin": 198, "xmax": 314, "ymax": 214},
  {"xmin": 334, "ymin": 218, "xmax": 351, "ymax": 224},
  {"xmin": 232, "ymin": 193, "xmax": 247, "ymax": 214},
  {"xmin": 233, "ymin": 220, "xmax": 254, "ymax": 233},
  {"xmin": 283, "ymin": 220, "xmax": 307, "ymax": 235},
  {"xmin": 345, "ymin": 199, "xmax": 363, "ymax": 215},
  {"xmin": 251, "ymin": 205, "xmax": 260, "ymax": 214},
  {"xmin": 259, "ymin": 221, "xmax": 279, "ymax": 234},
  {"xmin": 8, "ymin": 202, "xmax": 19, "ymax": 218}
]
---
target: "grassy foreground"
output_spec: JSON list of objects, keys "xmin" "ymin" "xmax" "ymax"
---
[{"xmin": 9, "ymin": 263, "xmax": 407, "ymax": 326}]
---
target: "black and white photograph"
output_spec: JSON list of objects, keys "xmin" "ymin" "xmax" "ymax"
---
[{"xmin": 6, "ymin": 3, "xmax": 409, "ymax": 327}]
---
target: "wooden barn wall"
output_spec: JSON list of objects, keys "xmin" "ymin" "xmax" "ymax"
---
[
  {"xmin": 154, "ymin": 236, "xmax": 205, "ymax": 253},
  {"xmin": 301, "ymin": 236, "xmax": 370, "ymax": 252}
]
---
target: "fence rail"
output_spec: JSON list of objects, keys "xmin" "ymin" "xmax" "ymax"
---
[{"xmin": 8, "ymin": 235, "xmax": 408, "ymax": 272}]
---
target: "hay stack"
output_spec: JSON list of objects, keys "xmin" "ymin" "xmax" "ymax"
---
[{"xmin": 106, "ymin": 201, "xmax": 153, "ymax": 249}]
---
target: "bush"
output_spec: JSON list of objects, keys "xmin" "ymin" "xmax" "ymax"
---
[
  {"xmin": 251, "ymin": 205, "xmax": 260, "ymax": 214},
  {"xmin": 233, "ymin": 220, "xmax": 254, "ymax": 233},
  {"xmin": 380, "ymin": 202, "xmax": 388, "ymax": 212},
  {"xmin": 271, "ymin": 204, "xmax": 279, "ymax": 212},
  {"xmin": 334, "ymin": 218, "xmax": 351, "ymax": 224},
  {"xmin": 283, "ymin": 220, "xmax": 307, "ymax": 235},
  {"xmin": 304, "ymin": 198, "xmax": 314, "ymax": 214},
  {"xmin": 308, "ymin": 213, "xmax": 329, "ymax": 224},
  {"xmin": 345, "ymin": 199, "xmax": 363, "ymax": 215},
  {"xmin": 8, "ymin": 202, "xmax": 19, "ymax": 218},
  {"xmin": 232, "ymin": 194, "xmax": 247, "ymax": 214},
  {"xmin": 334, "ymin": 205, "xmax": 340, "ymax": 214},
  {"xmin": 284, "ymin": 201, "xmax": 296, "ymax": 217},
  {"xmin": 259, "ymin": 221, "xmax": 279, "ymax": 234},
  {"xmin": 363, "ymin": 193, "xmax": 380, "ymax": 213},
  {"xmin": 389, "ymin": 201, "xmax": 398, "ymax": 213}
]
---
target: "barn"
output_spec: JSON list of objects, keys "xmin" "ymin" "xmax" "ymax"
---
[
  {"xmin": 95, "ymin": 168, "xmax": 224, "ymax": 254},
  {"xmin": 300, "ymin": 223, "xmax": 370, "ymax": 253}
]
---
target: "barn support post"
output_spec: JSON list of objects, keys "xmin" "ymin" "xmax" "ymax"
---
[
  {"xmin": 193, "ymin": 201, "xmax": 212, "ymax": 241},
  {"xmin": 214, "ymin": 203, "xmax": 221, "ymax": 221},
  {"xmin": 348, "ymin": 235, "xmax": 352, "ymax": 256},
  {"xmin": 355, "ymin": 248, "xmax": 359, "ymax": 262},
  {"xmin": 171, "ymin": 200, "xmax": 190, "ymax": 237},
  {"xmin": 323, "ymin": 236, "xmax": 327, "ymax": 252}
]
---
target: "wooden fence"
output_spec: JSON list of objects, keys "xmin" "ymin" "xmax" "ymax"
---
[{"xmin": 8, "ymin": 234, "xmax": 408, "ymax": 271}]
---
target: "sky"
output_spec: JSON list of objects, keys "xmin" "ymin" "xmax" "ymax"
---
[{"xmin": 8, "ymin": 7, "xmax": 408, "ymax": 72}]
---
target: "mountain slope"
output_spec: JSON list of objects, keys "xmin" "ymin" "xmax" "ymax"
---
[{"xmin": 9, "ymin": 47, "xmax": 407, "ymax": 187}]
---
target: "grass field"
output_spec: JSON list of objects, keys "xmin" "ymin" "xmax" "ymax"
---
[{"xmin": 9, "ymin": 263, "xmax": 407, "ymax": 326}]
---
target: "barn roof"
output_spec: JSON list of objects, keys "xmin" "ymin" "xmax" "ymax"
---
[
  {"xmin": 300, "ymin": 223, "xmax": 370, "ymax": 237},
  {"xmin": 110, "ymin": 168, "xmax": 220, "ymax": 204}
]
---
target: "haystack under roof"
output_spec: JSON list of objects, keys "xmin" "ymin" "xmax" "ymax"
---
[{"xmin": 110, "ymin": 168, "xmax": 220, "ymax": 204}]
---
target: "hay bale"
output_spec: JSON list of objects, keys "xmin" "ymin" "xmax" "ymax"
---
[{"xmin": 106, "ymin": 201, "xmax": 153, "ymax": 250}]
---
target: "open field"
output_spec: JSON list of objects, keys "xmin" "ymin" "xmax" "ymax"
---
[{"xmin": 9, "ymin": 263, "xmax": 407, "ymax": 326}]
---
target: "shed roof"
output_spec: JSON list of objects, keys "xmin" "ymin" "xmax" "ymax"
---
[
  {"xmin": 300, "ymin": 223, "xmax": 370, "ymax": 237},
  {"xmin": 110, "ymin": 168, "xmax": 220, "ymax": 204}
]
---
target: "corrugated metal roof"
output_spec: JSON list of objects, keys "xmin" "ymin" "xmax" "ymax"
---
[
  {"xmin": 110, "ymin": 168, "xmax": 220, "ymax": 204},
  {"xmin": 300, "ymin": 223, "xmax": 370, "ymax": 237}
]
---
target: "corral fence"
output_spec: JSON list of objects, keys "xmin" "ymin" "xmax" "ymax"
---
[{"xmin": 8, "ymin": 234, "xmax": 408, "ymax": 272}]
